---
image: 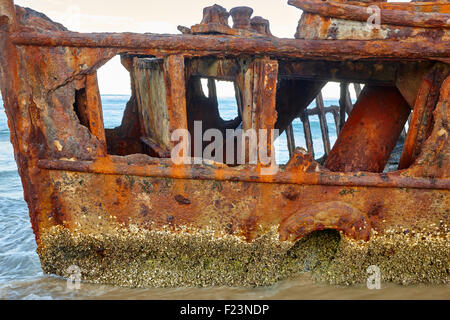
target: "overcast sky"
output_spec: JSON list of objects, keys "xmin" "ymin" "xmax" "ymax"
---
[{"xmin": 13, "ymin": 0, "xmax": 409, "ymax": 98}]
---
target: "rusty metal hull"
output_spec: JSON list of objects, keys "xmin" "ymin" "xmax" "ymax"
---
[
  {"xmin": 0, "ymin": 1, "xmax": 449, "ymax": 287},
  {"xmin": 35, "ymin": 169, "xmax": 448, "ymax": 287}
]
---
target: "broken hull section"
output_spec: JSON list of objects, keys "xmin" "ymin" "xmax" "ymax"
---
[{"xmin": 0, "ymin": 1, "xmax": 449, "ymax": 287}]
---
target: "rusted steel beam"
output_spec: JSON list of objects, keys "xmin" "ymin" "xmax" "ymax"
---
[
  {"xmin": 187, "ymin": 57, "xmax": 240, "ymax": 81},
  {"xmin": 288, "ymin": 0, "xmax": 450, "ymax": 28},
  {"xmin": 326, "ymin": 86, "xmax": 411, "ymax": 173},
  {"xmin": 84, "ymin": 73, "xmax": 107, "ymax": 156},
  {"xmin": 339, "ymin": 83, "xmax": 349, "ymax": 134},
  {"xmin": 278, "ymin": 60, "xmax": 398, "ymax": 84},
  {"xmin": 133, "ymin": 55, "xmax": 189, "ymax": 153},
  {"xmin": 36, "ymin": 158, "xmax": 450, "ymax": 190},
  {"xmin": 406, "ymin": 75, "xmax": 449, "ymax": 178},
  {"xmin": 164, "ymin": 55, "xmax": 189, "ymax": 152},
  {"xmin": 296, "ymin": 12, "xmax": 449, "ymax": 41},
  {"xmin": 399, "ymin": 64, "xmax": 450, "ymax": 170},
  {"xmin": 133, "ymin": 57, "xmax": 172, "ymax": 150},
  {"xmin": 316, "ymin": 93, "xmax": 331, "ymax": 155},
  {"xmin": 8, "ymin": 32, "xmax": 450, "ymax": 61},
  {"xmin": 238, "ymin": 58, "xmax": 278, "ymax": 163},
  {"xmin": 286, "ymin": 124, "xmax": 296, "ymax": 159},
  {"xmin": 190, "ymin": 58, "xmax": 404, "ymax": 84},
  {"xmin": 376, "ymin": 1, "xmax": 450, "ymax": 13},
  {"xmin": 307, "ymin": 103, "xmax": 340, "ymax": 137},
  {"xmin": 234, "ymin": 82, "xmax": 243, "ymax": 117},
  {"xmin": 300, "ymin": 110, "xmax": 315, "ymax": 158}
]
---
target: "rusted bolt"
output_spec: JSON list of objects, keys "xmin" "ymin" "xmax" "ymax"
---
[
  {"xmin": 230, "ymin": 6, "xmax": 253, "ymax": 30},
  {"xmin": 175, "ymin": 195, "xmax": 191, "ymax": 205},
  {"xmin": 281, "ymin": 188, "xmax": 299, "ymax": 201},
  {"xmin": 250, "ymin": 16, "xmax": 272, "ymax": 36}
]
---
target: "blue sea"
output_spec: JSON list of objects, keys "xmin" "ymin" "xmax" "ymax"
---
[{"xmin": 1, "ymin": 95, "xmax": 445, "ymax": 300}]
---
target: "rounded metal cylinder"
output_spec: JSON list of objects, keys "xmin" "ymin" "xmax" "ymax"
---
[{"xmin": 325, "ymin": 85, "xmax": 411, "ymax": 173}]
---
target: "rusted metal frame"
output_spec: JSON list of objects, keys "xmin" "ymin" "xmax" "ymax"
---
[
  {"xmin": 234, "ymin": 82, "xmax": 243, "ymax": 118},
  {"xmin": 288, "ymin": 0, "xmax": 450, "ymax": 28},
  {"xmin": 132, "ymin": 55, "xmax": 188, "ymax": 154},
  {"xmin": 131, "ymin": 57, "xmax": 151, "ymax": 140},
  {"xmin": 329, "ymin": 107, "xmax": 340, "ymax": 137},
  {"xmin": 195, "ymin": 58, "xmax": 399, "ymax": 85},
  {"xmin": 84, "ymin": 73, "xmax": 107, "ymax": 156},
  {"xmin": 398, "ymin": 66, "xmax": 449, "ymax": 170},
  {"xmin": 295, "ymin": 11, "xmax": 450, "ymax": 42},
  {"xmin": 358, "ymin": 2, "xmax": 450, "ymax": 13},
  {"xmin": 326, "ymin": 85, "xmax": 411, "ymax": 173},
  {"xmin": 282, "ymin": 82, "xmax": 345, "ymax": 160},
  {"xmin": 36, "ymin": 158, "xmax": 450, "ymax": 190},
  {"xmin": 299, "ymin": 110, "xmax": 314, "ymax": 158},
  {"xmin": 239, "ymin": 57, "xmax": 279, "ymax": 164},
  {"xmin": 315, "ymin": 92, "xmax": 331, "ymax": 156},
  {"xmin": 9, "ymin": 32, "xmax": 450, "ymax": 61},
  {"xmin": 345, "ymin": 85, "xmax": 353, "ymax": 115},
  {"xmin": 132, "ymin": 57, "xmax": 171, "ymax": 150},
  {"xmin": 207, "ymin": 78, "xmax": 217, "ymax": 100},
  {"xmin": 286, "ymin": 124, "xmax": 296, "ymax": 159},
  {"xmin": 187, "ymin": 57, "xmax": 239, "ymax": 82},
  {"xmin": 339, "ymin": 83, "xmax": 349, "ymax": 134},
  {"xmin": 164, "ymin": 55, "xmax": 189, "ymax": 152},
  {"xmin": 306, "ymin": 105, "xmax": 340, "ymax": 118}
]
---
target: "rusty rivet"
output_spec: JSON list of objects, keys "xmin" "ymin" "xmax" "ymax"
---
[{"xmin": 175, "ymin": 195, "xmax": 191, "ymax": 205}]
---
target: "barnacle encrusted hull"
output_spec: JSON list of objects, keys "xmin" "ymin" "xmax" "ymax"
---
[
  {"xmin": 34, "ymin": 170, "xmax": 449, "ymax": 287},
  {"xmin": 38, "ymin": 226, "xmax": 449, "ymax": 287}
]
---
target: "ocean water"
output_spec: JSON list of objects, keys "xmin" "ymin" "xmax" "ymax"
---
[{"xmin": 0, "ymin": 95, "xmax": 448, "ymax": 300}]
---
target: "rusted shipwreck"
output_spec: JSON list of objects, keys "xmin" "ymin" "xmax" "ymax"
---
[{"xmin": 0, "ymin": 0, "xmax": 448, "ymax": 287}]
